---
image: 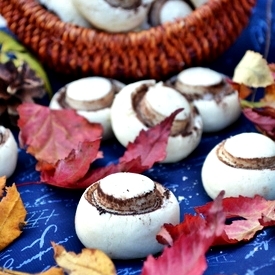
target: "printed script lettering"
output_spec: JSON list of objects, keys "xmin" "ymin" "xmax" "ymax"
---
[{"xmin": 0, "ymin": 187, "xmax": 77, "ymax": 272}]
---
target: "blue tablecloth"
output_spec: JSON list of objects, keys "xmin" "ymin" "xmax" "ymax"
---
[{"xmin": 1, "ymin": 1, "xmax": 275, "ymax": 274}]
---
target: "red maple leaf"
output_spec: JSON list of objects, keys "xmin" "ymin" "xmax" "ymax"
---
[
  {"xmin": 18, "ymin": 102, "xmax": 182, "ymax": 189},
  {"xmin": 17, "ymin": 103, "xmax": 103, "ymax": 171},
  {"xmin": 158, "ymin": 194, "xmax": 275, "ymax": 247},
  {"xmin": 156, "ymin": 214, "xmax": 206, "ymax": 246},
  {"xmin": 141, "ymin": 192, "xmax": 225, "ymax": 275},
  {"xmin": 40, "ymin": 140, "xmax": 101, "ymax": 186},
  {"xmin": 63, "ymin": 109, "xmax": 182, "ymax": 189},
  {"xmin": 243, "ymin": 107, "xmax": 275, "ymax": 139},
  {"xmin": 197, "ymin": 195, "xmax": 275, "ymax": 245}
]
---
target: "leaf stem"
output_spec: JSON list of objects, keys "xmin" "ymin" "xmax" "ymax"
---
[
  {"xmin": 264, "ymin": 0, "xmax": 273, "ymax": 59},
  {"xmin": 251, "ymin": 87, "xmax": 258, "ymax": 102}
]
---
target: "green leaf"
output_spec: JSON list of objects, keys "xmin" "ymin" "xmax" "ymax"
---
[
  {"xmin": 240, "ymin": 99, "xmax": 265, "ymax": 109},
  {"xmin": 0, "ymin": 31, "xmax": 26, "ymax": 53},
  {"xmin": 0, "ymin": 31, "xmax": 52, "ymax": 96},
  {"xmin": 0, "ymin": 51, "xmax": 10, "ymax": 63}
]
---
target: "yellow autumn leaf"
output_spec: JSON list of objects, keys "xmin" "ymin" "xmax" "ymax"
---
[
  {"xmin": 233, "ymin": 50, "xmax": 274, "ymax": 88},
  {"xmin": 52, "ymin": 243, "xmax": 116, "ymax": 275},
  {"xmin": 0, "ymin": 181, "xmax": 27, "ymax": 251},
  {"xmin": 0, "ymin": 267, "xmax": 64, "ymax": 275},
  {"xmin": 33, "ymin": 267, "xmax": 63, "ymax": 275}
]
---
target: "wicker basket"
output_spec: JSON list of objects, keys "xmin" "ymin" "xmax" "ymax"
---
[{"xmin": 0, "ymin": 0, "xmax": 256, "ymax": 82}]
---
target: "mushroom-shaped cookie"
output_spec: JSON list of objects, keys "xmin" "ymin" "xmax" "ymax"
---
[
  {"xmin": 110, "ymin": 80, "xmax": 203, "ymax": 163},
  {"xmin": 201, "ymin": 132, "xmax": 275, "ymax": 200},
  {"xmin": 0, "ymin": 126, "xmax": 18, "ymax": 178},
  {"xmin": 75, "ymin": 172, "xmax": 180, "ymax": 259},
  {"xmin": 148, "ymin": 0, "xmax": 193, "ymax": 26},
  {"xmin": 174, "ymin": 67, "xmax": 241, "ymax": 132},
  {"xmin": 49, "ymin": 77, "xmax": 125, "ymax": 140},
  {"xmin": 72, "ymin": 0, "xmax": 155, "ymax": 32},
  {"xmin": 38, "ymin": 0, "xmax": 92, "ymax": 27}
]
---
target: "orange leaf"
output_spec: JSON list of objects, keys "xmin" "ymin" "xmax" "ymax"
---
[
  {"xmin": 261, "ymin": 84, "xmax": 275, "ymax": 107},
  {"xmin": 52, "ymin": 242, "xmax": 116, "ymax": 275},
  {"xmin": 237, "ymin": 83, "xmax": 253, "ymax": 99},
  {"xmin": 0, "ymin": 182, "xmax": 27, "ymax": 251},
  {"xmin": 0, "ymin": 176, "xmax": 5, "ymax": 197},
  {"xmin": 227, "ymin": 79, "xmax": 252, "ymax": 99}
]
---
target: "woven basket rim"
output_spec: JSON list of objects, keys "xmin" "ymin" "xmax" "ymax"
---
[
  {"xmin": 0, "ymin": 0, "xmax": 257, "ymax": 80},
  {"xmin": 8, "ymin": 0, "xmax": 243, "ymax": 41}
]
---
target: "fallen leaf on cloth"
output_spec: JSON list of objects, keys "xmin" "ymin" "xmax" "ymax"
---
[
  {"xmin": 40, "ymin": 140, "xmax": 101, "ymax": 188},
  {"xmin": 242, "ymin": 107, "xmax": 275, "ymax": 139},
  {"xmin": 228, "ymin": 51, "xmax": 275, "ymax": 140},
  {"xmin": 0, "ymin": 178, "xmax": 27, "ymax": 250},
  {"xmin": 226, "ymin": 78, "xmax": 253, "ymax": 100},
  {"xmin": 232, "ymin": 50, "xmax": 274, "ymax": 88},
  {"xmin": 0, "ymin": 267, "xmax": 63, "ymax": 275},
  {"xmin": 18, "ymin": 101, "xmax": 181, "ymax": 189},
  {"xmin": 157, "ymin": 194, "xmax": 275, "ymax": 247},
  {"xmin": 260, "ymin": 82, "xmax": 275, "ymax": 108},
  {"xmin": 197, "ymin": 195, "xmax": 275, "ymax": 245},
  {"xmin": 67, "ymin": 108, "xmax": 182, "ymax": 189},
  {"xmin": 142, "ymin": 192, "xmax": 225, "ymax": 275},
  {"xmin": 18, "ymin": 103, "xmax": 103, "ymax": 172},
  {"xmin": 52, "ymin": 242, "xmax": 116, "ymax": 275}
]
